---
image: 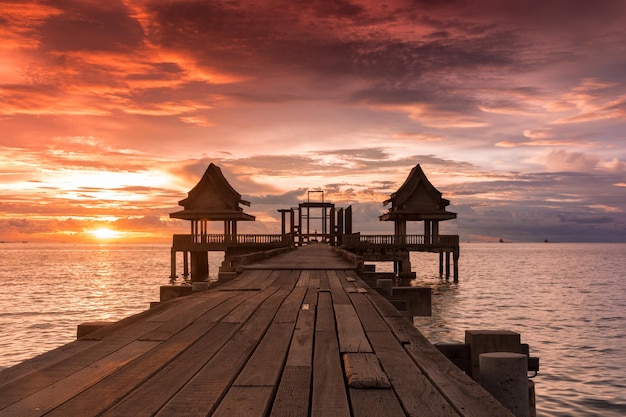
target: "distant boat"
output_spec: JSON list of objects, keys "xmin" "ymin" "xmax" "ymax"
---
[
  {"xmin": 499, "ymin": 238, "xmax": 504, "ymax": 243},
  {"xmin": 544, "ymin": 239, "xmax": 549, "ymax": 243}
]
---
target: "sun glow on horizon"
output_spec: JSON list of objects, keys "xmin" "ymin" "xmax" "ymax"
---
[{"xmin": 89, "ymin": 227, "xmax": 123, "ymax": 240}]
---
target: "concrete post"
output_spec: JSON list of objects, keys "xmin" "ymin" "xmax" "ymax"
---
[
  {"xmin": 465, "ymin": 330, "xmax": 521, "ymax": 379},
  {"xmin": 190, "ymin": 251, "xmax": 209, "ymax": 282},
  {"xmin": 479, "ymin": 352, "xmax": 529, "ymax": 417}
]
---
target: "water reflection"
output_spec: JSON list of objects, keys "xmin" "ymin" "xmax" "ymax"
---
[{"xmin": 391, "ymin": 243, "xmax": 626, "ymax": 417}]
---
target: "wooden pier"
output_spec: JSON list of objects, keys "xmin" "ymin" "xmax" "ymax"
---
[{"xmin": 0, "ymin": 244, "xmax": 513, "ymax": 417}]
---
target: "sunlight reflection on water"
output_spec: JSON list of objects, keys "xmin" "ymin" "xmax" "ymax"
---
[
  {"xmin": 397, "ymin": 243, "xmax": 626, "ymax": 417},
  {"xmin": 0, "ymin": 244, "xmax": 224, "ymax": 369}
]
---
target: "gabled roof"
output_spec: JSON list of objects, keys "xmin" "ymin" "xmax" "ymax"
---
[
  {"xmin": 170, "ymin": 163, "xmax": 255, "ymax": 221},
  {"xmin": 380, "ymin": 164, "xmax": 456, "ymax": 221}
]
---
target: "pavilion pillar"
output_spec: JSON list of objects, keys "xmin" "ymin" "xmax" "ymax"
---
[
  {"xmin": 330, "ymin": 207, "xmax": 336, "ymax": 244},
  {"xmin": 280, "ymin": 210, "xmax": 286, "ymax": 235},
  {"xmin": 424, "ymin": 220, "xmax": 431, "ymax": 244},
  {"xmin": 183, "ymin": 251, "xmax": 189, "ymax": 277},
  {"xmin": 395, "ymin": 220, "xmax": 407, "ymax": 245},
  {"xmin": 298, "ymin": 207, "xmax": 303, "ymax": 245},
  {"xmin": 445, "ymin": 251, "xmax": 451, "ymax": 279},
  {"xmin": 432, "ymin": 221, "xmax": 440, "ymax": 244},
  {"xmin": 170, "ymin": 248, "xmax": 177, "ymax": 279}
]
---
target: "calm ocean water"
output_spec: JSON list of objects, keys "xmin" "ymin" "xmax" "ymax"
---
[{"xmin": 0, "ymin": 242, "xmax": 624, "ymax": 417}]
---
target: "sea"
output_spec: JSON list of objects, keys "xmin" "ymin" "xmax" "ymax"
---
[{"xmin": 0, "ymin": 242, "xmax": 624, "ymax": 417}]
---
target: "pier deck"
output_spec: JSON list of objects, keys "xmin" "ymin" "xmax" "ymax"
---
[{"xmin": 0, "ymin": 244, "xmax": 512, "ymax": 417}]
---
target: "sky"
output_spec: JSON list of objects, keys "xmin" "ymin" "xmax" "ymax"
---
[{"xmin": 1, "ymin": 0, "xmax": 625, "ymax": 243}]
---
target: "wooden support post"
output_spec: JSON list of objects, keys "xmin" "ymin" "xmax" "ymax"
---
[
  {"xmin": 160, "ymin": 285, "xmax": 193, "ymax": 302},
  {"xmin": 170, "ymin": 247, "xmax": 177, "ymax": 279},
  {"xmin": 391, "ymin": 287, "xmax": 431, "ymax": 316},
  {"xmin": 330, "ymin": 207, "xmax": 336, "ymax": 244},
  {"xmin": 453, "ymin": 249, "xmax": 459, "ymax": 282},
  {"xmin": 280, "ymin": 210, "xmax": 286, "ymax": 235},
  {"xmin": 439, "ymin": 252, "xmax": 444, "ymax": 277},
  {"xmin": 183, "ymin": 250, "xmax": 189, "ymax": 277},
  {"xmin": 77, "ymin": 321, "xmax": 114, "ymax": 339},
  {"xmin": 445, "ymin": 251, "xmax": 450, "ymax": 279}
]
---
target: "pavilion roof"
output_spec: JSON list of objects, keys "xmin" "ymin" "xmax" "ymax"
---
[
  {"xmin": 380, "ymin": 164, "xmax": 456, "ymax": 221},
  {"xmin": 169, "ymin": 163, "xmax": 255, "ymax": 221}
]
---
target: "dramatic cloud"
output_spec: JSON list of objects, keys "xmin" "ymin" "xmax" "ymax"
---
[{"xmin": 0, "ymin": 0, "xmax": 625, "ymax": 242}]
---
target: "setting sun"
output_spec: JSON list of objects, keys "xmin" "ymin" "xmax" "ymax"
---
[{"xmin": 89, "ymin": 227, "xmax": 122, "ymax": 240}]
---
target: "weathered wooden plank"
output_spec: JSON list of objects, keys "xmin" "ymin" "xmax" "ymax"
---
[
  {"xmin": 286, "ymin": 309, "xmax": 314, "ymax": 367},
  {"xmin": 309, "ymin": 270, "xmax": 321, "ymax": 289},
  {"xmin": 270, "ymin": 366, "xmax": 312, "ymax": 417},
  {"xmin": 219, "ymin": 269, "xmax": 271, "ymax": 291},
  {"xmin": 311, "ymin": 331, "xmax": 350, "ymax": 417},
  {"xmin": 77, "ymin": 300, "xmax": 176, "ymax": 339},
  {"xmin": 385, "ymin": 316, "xmax": 516, "ymax": 417},
  {"xmin": 362, "ymin": 289, "xmax": 415, "ymax": 343},
  {"xmin": 367, "ymin": 331, "xmax": 459, "ymax": 417},
  {"xmin": 347, "ymin": 292, "xmax": 391, "ymax": 333},
  {"xmin": 0, "ymin": 320, "xmax": 162, "ymax": 410},
  {"xmin": 146, "ymin": 290, "xmax": 223, "ymax": 323},
  {"xmin": 269, "ymin": 269, "xmax": 297, "ymax": 288},
  {"xmin": 0, "ymin": 340, "xmax": 98, "ymax": 388},
  {"xmin": 336, "ymin": 270, "xmax": 358, "ymax": 289},
  {"xmin": 363, "ymin": 288, "xmax": 411, "ymax": 344},
  {"xmin": 140, "ymin": 290, "xmax": 242, "ymax": 341},
  {"xmin": 303, "ymin": 270, "xmax": 321, "ymax": 308},
  {"xmin": 334, "ymin": 304, "xmax": 372, "ymax": 353},
  {"xmin": 318, "ymin": 270, "xmax": 330, "ymax": 290},
  {"xmin": 349, "ymin": 388, "xmax": 407, "ymax": 417},
  {"xmin": 295, "ymin": 270, "xmax": 310, "ymax": 287},
  {"xmin": 315, "ymin": 292, "xmax": 335, "ymax": 332},
  {"xmin": 221, "ymin": 274, "xmax": 282, "ymax": 323},
  {"xmin": 327, "ymin": 270, "xmax": 351, "ymax": 304},
  {"xmin": 151, "ymin": 287, "xmax": 293, "ymax": 417},
  {"xmin": 44, "ymin": 318, "xmax": 224, "ymax": 417},
  {"xmin": 234, "ymin": 322, "xmax": 294, "ymax": 386},
  {"xmin": 302, "ymin": 287, "xmax": 318, "ymax": 309},
  {"xmin": 273, "ymin": 276, "xmax": 307, "ymax": 323},
  {"xmin": 343, "ymin": 353, "xmax": 390, "ymax": 388},
  {"xmin": 1, "ymin": 341, "xmax": 159, "ymax": 417},
  {"xmin": 98, "ymin": 321, "xmax": 240, "ymax": 417},
  {"xmin": 211, "ymin": 386, "xmax": 274, "ymax": 417}
]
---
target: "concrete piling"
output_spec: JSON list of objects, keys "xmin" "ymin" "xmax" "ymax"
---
[{"xmin": 479, "ymin": 352, "xmax": 530, "ymax": 417}]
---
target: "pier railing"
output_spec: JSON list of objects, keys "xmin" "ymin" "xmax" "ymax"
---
[
  {"xmin": 342, "ymin": 234, "xmax": 459, "ymax": 248},
  {"xmin": 172, "ymin": 234, "xmax": 292, "ymax": 250}
]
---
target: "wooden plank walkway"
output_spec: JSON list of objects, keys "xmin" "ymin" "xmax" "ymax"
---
[{"xmin": 0, "ymin": 244, "xmax": 513, "ymax": 417}]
